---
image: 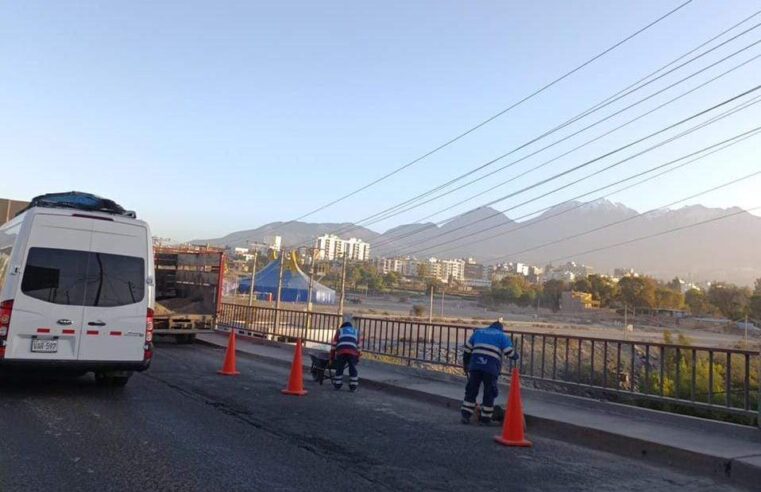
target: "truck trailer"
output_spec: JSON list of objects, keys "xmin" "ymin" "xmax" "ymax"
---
[{"xmin": 154, "ymin": 246, "xmax": 224, "ymax": 343}]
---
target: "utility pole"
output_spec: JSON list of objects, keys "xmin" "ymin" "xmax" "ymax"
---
[
  {"xmin": 429, "ymin": 284, "xmax": 434, "ymax": 323},
  {"xmin": 440, "ymin": 286, "xmax": 445, "ymax": 318},
  {"xmin": 306, "ymin": 247, "xmax": 316, "ymax": 337},
  {"xmin": 248, "ymin": 249, "xmax": 259, "ymax": 307},
  {"xmin": 274, "ymin": 248, "xmax": 285, "ymax": 332},
  {"xmin": 745, "ymin": 312, "xmax": 749, "ymax": 343},
  {"xmin": 338, "ymin": 254, "xmax": 348, "ymax": 317}
]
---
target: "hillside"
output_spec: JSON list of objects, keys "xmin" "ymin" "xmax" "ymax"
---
[{"xmin": 195, "ymin": 200, "xmax": 761, "ymax": 284}]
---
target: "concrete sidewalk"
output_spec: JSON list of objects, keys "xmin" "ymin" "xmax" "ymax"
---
[{"xmin": 196, "ymin": 331, "xmax": 761, "ymax": 489}]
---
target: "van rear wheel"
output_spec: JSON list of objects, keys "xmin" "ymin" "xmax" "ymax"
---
[{"xmin": 95, "ymin": 371, "xmax": 133, "ymax": 387}]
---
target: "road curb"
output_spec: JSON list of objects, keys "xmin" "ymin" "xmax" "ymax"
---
[{"xmin": 193, "ymin": 333, "xmax": 761, "ymax": 490}]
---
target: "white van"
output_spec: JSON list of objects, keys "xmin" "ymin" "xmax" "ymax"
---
[{"xmin": 0, "ymin": 202, "xmax": 154, "ymax": 386}]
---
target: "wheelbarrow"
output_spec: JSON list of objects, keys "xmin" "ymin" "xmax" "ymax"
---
[{"xmin": 309, "ymin": 352, "xmax": 335, "ymax": 385}]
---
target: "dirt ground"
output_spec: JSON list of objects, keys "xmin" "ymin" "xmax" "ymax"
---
[{"xmin": 225, "ymin": 293, "xmax": 760, "ymax": 350}]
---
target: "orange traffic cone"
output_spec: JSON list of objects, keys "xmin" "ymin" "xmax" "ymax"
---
[
  {"xmin": 494, "ymin": 368, "xmax": 532, "ymax": 447},
  {"xmin": 281, "ymin": 339, "xmax": 308, "ymax": 396},
  {"xmin": 217, "ymin": 330, "xmax": 240, "ymax": 376}
]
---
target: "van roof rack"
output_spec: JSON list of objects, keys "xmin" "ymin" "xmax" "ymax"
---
[{"xmin": 17, "ymin": 191, "xmax": 137, "ymax": 218}]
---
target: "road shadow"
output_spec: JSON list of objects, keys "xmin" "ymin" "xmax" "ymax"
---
[{"xmin": 0, "ymin": 369, "xmax": 124, "ymax": 397}]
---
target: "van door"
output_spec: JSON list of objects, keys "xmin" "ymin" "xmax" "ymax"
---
[
  {"xmin": 78, "ymin": 220, "xmax": 148, "ymax": 362},
  {"xmin": 6, "ymin": 215, "xmax": 92, "ymax": 361}
]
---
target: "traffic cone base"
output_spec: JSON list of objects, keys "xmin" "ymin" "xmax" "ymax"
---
[
  {"xmin": 494, "ymin": 368, "xmax": 532, "ymax": 448},
  {"xmin": 494, "ymin": 435, "xmax": 532, "ymax": 447},
  {"xmin": 281, "ymin": 388, "xmax": 307, "ymax": 396},
  {"xmin": 218, "ymin": 330, "xmax": 240, "ymax": 376},
  {"xmin": 282, "ymin": 338, "xmax": 308, "ymax": 396}
]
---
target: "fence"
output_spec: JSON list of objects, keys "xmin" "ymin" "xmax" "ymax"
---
[{"xmin": 218, "ymin": 303, "xmax": 761, "ymax": 423}]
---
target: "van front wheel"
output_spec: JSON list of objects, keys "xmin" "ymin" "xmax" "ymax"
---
[{"xmin": 95, "ymin": 371, "xmax": 133, "ymax": 387}]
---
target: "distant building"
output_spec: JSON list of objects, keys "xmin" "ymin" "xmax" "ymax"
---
[
  {"xmin": 0, "ymin": 198, "xmax": 29, "ymax": 225},
  {"xmin": 265, "ymin": 235, "xmax": 282, "ymax": 252},
  {"xmin": 345, "ymin": 237, "xmax": 370, "ymax": 261},
  {"xmin": 546, "ymin": 270, "xmax": 576, "ymax": 282},
  {"xmin": 427, "ymin": 257, "xmax": 465, "ymax": 284},
  {"xmin": 315, "ymin": 234, "xmax": 370, "ymax": 261},
  {"xmin": 400, "ymin": 258, "xmax": 419, "ymax": 277},
  {"xmin": 613, "ymin": 267, "xmax": 638, "ymax": 278},
  {"xmin": 544, "ymin": 261, "xmax": 592, "ymax": 282},
  {"xmin": 560, "ymin": 291, "xmax": 599, "ymax": 312},
  {"xmin": 463, "ymin": 258, "xmax": 486, "ymax": 282},
  {"xmin": 463, "ymin": 278, "xmax": 492, "ymax": 289},
  {"xmin": 374, "ymin": 256, "xmax": 420, "ymax": 277}
]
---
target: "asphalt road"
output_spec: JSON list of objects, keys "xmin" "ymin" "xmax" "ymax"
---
[{"xmin": 0, "ymin": 344, "xmax": 740, "ymax": 492}]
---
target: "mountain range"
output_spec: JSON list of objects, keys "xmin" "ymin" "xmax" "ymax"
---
[{"xmin": 193, "ymin": 199, "xmax": 761, "ymax": 285}]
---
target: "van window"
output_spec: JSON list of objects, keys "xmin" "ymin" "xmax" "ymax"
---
[
  {"xmin": 85, "ymin": 252, "xmax": 145, "ymax": 307},
  {"xmin": 22, "ymin": 248, "xmax": 89, "ymax": 305},
  {"xmin": 21, "ymin": 247, "xmax": 144, "ymax": 306}
]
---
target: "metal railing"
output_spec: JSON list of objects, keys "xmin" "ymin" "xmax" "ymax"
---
[{"xmin": 218, "ymin": 303, "xmax": 760, "ymax": 422}]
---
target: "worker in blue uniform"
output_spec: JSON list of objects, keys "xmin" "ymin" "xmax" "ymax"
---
[
  {"xmin": 461, "ymin": 319, "xmax": 519, "ymax": 425},
  {"xmin": 330, "ymin": 320, "xmax": 361, "ymax": 391}
]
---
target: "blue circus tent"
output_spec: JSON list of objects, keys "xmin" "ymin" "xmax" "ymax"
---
[{"xmin": 238, "ymin": 251, "xmax": 336, "ymax": 304}]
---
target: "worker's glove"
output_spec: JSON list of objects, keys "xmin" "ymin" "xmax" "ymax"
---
[{"xmin": 510, "ymin": 353, "xmax": 520, "ymax": 362}]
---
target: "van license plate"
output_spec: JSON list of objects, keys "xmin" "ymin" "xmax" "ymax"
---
[{"xmin": 31, "ymin": 339, "xmax": 58, "ymax": 353}]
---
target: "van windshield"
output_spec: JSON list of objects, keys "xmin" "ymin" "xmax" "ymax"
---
[{"xmin": 21, "ymin": 247, "xmax": 145, "ymax": 306}]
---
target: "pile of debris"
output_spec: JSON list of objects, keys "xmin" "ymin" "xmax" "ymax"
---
[{"xmin": 154, "ymin": 298, "xmax": 212, "ymax": 316}]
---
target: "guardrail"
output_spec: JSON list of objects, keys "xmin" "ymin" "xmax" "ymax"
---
[{"xmin": 218, "ymin": 303, "xmax": 760, "ymax": 423}]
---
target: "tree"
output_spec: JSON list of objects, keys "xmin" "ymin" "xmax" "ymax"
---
[
  {"xmin": 572, "ymin": 277, "xmax": 592, "ymax": 294},
  {"xmin": 617, "ymin": 276, "xmax": 657, "ymax": 309},
  {"xmin": 707, "ymin": 283, "xmax": 751, "ymax": 320},
  {"xmin": 655, "ymin": 287, "xmax": 684, "ymax": 310},
  {"xmin": 587, "ymin": 274, "xmax": 618, "ymax": 307},
  {"xmin": 685, "ymin": 289, "xmax": 712, "ymax": 316},
  {"xmin": 542, "ymin": 279, "xmax": 566, "ymax": 311},
  {"xmin": 749, "ymin": 295, "xmax": 761, "ymax": 322},
  {"xmin": 666, "ymin": 277, "xmax": 683, "ymax": 292},
  {"xmin": 383, "ymin": 271, "xmax": 401, "ymax": 288}
]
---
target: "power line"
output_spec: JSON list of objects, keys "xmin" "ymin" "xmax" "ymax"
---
[
  {"xmin": 417, "ymin": 127, "xmax": 761, "ymax": 258},
  {"xmin": 397, "ymin": 95, "xmax": 761, "ymax": 255},
  {"xmin": 275, "ymin": 1, "xmax": 695, "ymax": 227},
  {"xmin": 545, "ymin": 206, "xmax": 761, "ymax": 264},
  {"xmin": 368, "ymin": 42, "xmax": 761, "ymax": 235},
  {"xmin": 333, "ymin": 11, "xmax": 761, "ymax": 241},
  {"xmin": 395, "ymin": 125, "xmax": 761, "ymax": 258},
  {"xmin": 377, "ymin": 85, "xmax": 761, "ymax": 253},
  {"xmin": 496, "ymin": 169, "xmax": 761, "ymax": 261}
]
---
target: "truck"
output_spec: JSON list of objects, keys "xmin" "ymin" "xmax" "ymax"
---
[{"xmin": 153, "ymin": 246, "xmax": 224, "ymax": 343}]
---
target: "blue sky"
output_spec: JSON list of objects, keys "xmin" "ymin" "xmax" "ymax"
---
[{"xmin": 1, "ymin": 0, "xmax": 760, "ymax": 242}]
